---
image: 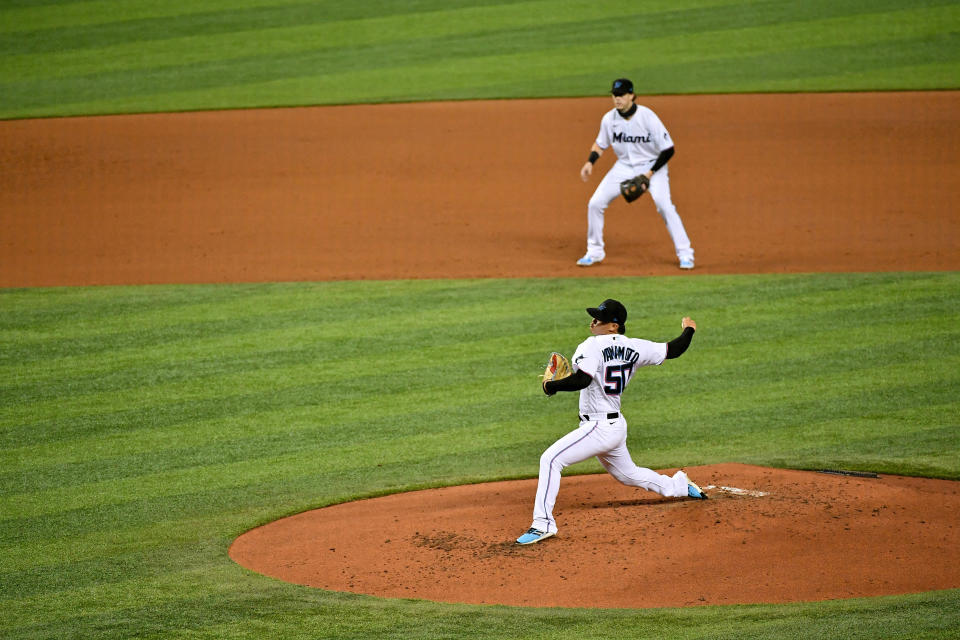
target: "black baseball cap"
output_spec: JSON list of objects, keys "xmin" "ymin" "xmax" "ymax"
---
[
  {"xmin": 587, "ymin": 299, "xmax": 627, "ymax": 333},
  {"xmin": 611, "ymin": 78, "xmax": 634, "ymax": 96}
]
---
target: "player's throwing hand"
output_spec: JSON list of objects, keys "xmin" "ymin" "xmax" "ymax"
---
[{"xmin": 580, "ymin": 161, "xmax": 593, "ymax": 181}]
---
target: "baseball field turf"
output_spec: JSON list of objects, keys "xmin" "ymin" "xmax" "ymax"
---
[{"xmin": 2, "ymin": 1, "xmax": 960, "ymax": 639}]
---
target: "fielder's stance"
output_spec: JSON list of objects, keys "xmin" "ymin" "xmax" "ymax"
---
[
  {"xmin": 517, "ymin": 299, "xmax": 706, "ymax": 545},
  {"xmin": 578, "ymin": 78, "xmax": 695, "ymax": 270}
]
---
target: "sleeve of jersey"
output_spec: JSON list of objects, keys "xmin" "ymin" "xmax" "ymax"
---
[
  {"xmin": 572, "ymin": 341, "xmax": 601, "ymax": 379},
  {"xmin": 633, "ymin": 338, "xmax": 668, "ymax": 367},
  {"xmin": 645, "ymin": 111, "xmax": 673, "ymax": 152},
  {"xmin": 595, "ymin": 114, "xmax": 611, "ymax": 149}
]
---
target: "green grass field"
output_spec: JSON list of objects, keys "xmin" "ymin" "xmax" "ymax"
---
[
  {"xmin": 3, "ymin": 0, "xmax": 960, "ymax": 638},
  {"xmin": 1, "ymin": 0, "xmax": 959, "ymax": 119},
  {"xmin": 3, "ymin": 274, "xmax": 959, "ymax": 639}
]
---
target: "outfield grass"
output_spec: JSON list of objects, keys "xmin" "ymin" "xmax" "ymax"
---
[
  {"xmin": 2, "ymin": 273, "xmax": 959, "ymax": 638},
  {"xmin": 2, "ymin": 0, "xmax": 959, "ymax": 118}
]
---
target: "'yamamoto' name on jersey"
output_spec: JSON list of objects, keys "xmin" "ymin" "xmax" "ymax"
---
[{"xmin": 602, "ymin": 345, "xmax": 642, "ymax": 364}]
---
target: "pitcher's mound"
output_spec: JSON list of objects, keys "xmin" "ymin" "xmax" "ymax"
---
[{"xmin": 229, "ymin": 463, "xmax": 960, "ymax": 608}]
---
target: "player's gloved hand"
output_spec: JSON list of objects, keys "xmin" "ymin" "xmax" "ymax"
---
[
  {"xmin": 541, "ymin": 352, "xmax": 572, "ymax": 395},
  {"xmin": 619, "ymin": 174, "xmax": 650, "ymax": 202}
]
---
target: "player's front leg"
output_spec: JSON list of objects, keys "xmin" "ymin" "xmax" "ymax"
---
[
  {"xmin": 579, "ymin": 171, "xmax": 624, "ymax": 266},
  {"xmin": 526, "ymin": 424, "xmax": 604, "ymax": 536}
]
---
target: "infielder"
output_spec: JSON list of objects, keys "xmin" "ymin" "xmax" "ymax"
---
[
  {"xmin": 516, "ymin": 298, "xmax": 706, "ymax": 545},
  {"xmin": 578, "ymin": 78, "xmax": 695, "ymax": 270}
]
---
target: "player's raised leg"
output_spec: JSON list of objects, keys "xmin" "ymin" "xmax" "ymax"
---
[{"xmin": 596, "ymin": 439, "xmax": 690, "ymax": 497}]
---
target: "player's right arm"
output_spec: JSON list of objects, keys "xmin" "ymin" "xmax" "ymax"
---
[
  {"xmin": 580, "ymin": 143, "xmax": 604, "ymax": 181},
  {"xmin": 665, "ymin": 317, "xmax": 697, "ymax": 359}
]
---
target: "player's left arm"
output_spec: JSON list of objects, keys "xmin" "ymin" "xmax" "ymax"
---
[
  {"xmin": 543, "ymin": 370, "xmax": 592, "ymax": 396},
  {"xmin": 544, "ymin": 344, "xmax": 598, "ymax": 395},
  {"xmin": 644, "ymin": 146, "xmax": 674, "ymax": 180},
  {"xmin": 643, "ymin": 112, "xmax": 675, "ymax": 179}
]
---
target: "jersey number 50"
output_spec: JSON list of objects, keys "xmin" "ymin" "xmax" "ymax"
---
[{"xmin": 603, "ymin": 363, "xmax": 635, "ymax": 396}]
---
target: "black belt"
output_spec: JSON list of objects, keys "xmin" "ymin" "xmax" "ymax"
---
[{"xmin": 580, "ymin": 412, "xmax": 619, "ymax": 421}]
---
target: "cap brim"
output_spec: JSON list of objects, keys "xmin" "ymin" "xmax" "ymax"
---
[{"xmin": 586, "ymin": 307, "xmax": 602, "ymax": 319}]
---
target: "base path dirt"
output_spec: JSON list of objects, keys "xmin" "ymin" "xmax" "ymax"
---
[
  {"xmin": 2, "ymin": 91, "xmax": 958, "ymax": 287},
  {"xmin": 230, "ymin": 464, "xmax": 960, "ymax": 608}
]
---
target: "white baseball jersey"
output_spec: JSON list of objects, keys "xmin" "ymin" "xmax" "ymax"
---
[
  {"xmin": 571, "ymin": 334, "xmax": 667, "ymax": 416},
  {"xmin": 595, "ymin": 106, "xmax": 673, "ymax": 172}
]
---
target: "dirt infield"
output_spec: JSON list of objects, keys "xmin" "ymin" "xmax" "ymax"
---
[
  {"xmin": 3, "ymin": 91, "xmax": 958, "ymax": 608},
  {"xmin": 1, "ymin": 91, "xmax": 958, "ymax": 287},
  {"xmin": 229, "ymin": 464, "xmax": 960, "ymax": 608}
]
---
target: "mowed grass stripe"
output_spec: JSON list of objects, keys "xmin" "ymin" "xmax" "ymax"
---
[
  {"xmin": 6, "ymin": 344, "xmax": 956, "ymax": 495},
  {"xmin": 1, "ymin": 332, "xmax": 555, "ymax": 433},
  {"xmin": 12, "ymin": 306, "xmax": 943, "ymax": 425},
  {"xmin": 0, "ymin": 0, "xmax": 329, "ymax": 33},
  {"xmin": 4, "ymin": 514, "xmax": 241, "ymax": 573},
  {"xmin": 6, "ymin": 3, "xmax": 951, "ymax": 86},
  {"xmin": 6, "ymin": 308, "xmax": 954, "ymax": 462},
  {"xmin": 0, "ymin": 389, "xmax": 549, "ymax": 519},
  {"xmin": 643, "ymin": 406, "xmax": 960, "ymax": 473},
  {"xmin": 4, "ymin": 559, "xmax": 959, "ymax": 639},
  {"xmin": 0, "ymin": 0, "xmax": 531, "ymax": 48},
  {"xmin": 3, "ymin": 0, "xmax": 957, "ymax": 117},
  {"xmin": 2, "ymin": 561, "xmax": 273, "ymax": 627},
  {"xmin": 0, "ymin": 436, "xmax": 548, "ymax": 552},
  {"xmin": 2, "ymin": 0, "xmax": 948, "ymax": 59},
  {"xmin": 7, "ymin": 371, "xmax": 954, "ymax": 512},
  {"xmin": 4, "ymin": 311, "xmax": 951, "ymax": 459},
  {"xmin": 1, "ymin": 390, "xmax": 555, "ymax": 488},
  {"xmin": 628, "ymin": 32, "xmax": 960, "ymax": 95},
  {"xmin": 37, "ymin": 7, "xmax": 954, "ymax": 118},
  {"xmin": 1, "ymin": 327, "xmax": 555, "ymax": 410},
  {"xmin": 1, "ymin": 299, "xmax": 566, "ymax": 374},
  {"xmin": 4, "ymin": 273, "xmax": 954, "ymax": 441},
  {"xmin": 1, "ymin": 0, "xmax": 747, "ymax": 81},
  {"xmin": 4, "ymin": 270, "xmax": 951, "ymax": 367},
  {"xmin": 1, "ymin": 278, "xmax": 580, "ymax": 361},
  {"xmin": 7, "ymin": 271, "xmax": 951, "ymax": 405}
]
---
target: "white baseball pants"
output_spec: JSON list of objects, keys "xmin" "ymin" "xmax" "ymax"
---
[
  {"xmin": 530, "ymin": 416, "xmax": 691, "ymax": 534},
  {"xmin": 586, "ymin": 163, "xmax": 693, "ymax": 262}
]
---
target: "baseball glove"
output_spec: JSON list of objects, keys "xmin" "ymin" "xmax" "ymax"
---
[
  {"xmin": 541, "ymin": 352, "xmax": 572, "ymax": 393},
  {"xmin": 619, "ymin": 174, "xmax": 650, "ymax": 203}
]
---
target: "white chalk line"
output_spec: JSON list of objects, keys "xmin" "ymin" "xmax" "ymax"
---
[{"xmin": 705, "ymin": 485, "xmax": 770, "ymax": 497}]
